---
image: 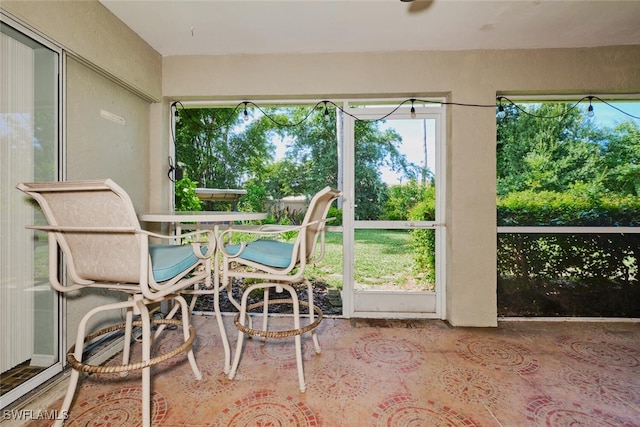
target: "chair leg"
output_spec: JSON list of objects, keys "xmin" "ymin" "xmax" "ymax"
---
[
  {"xmin": 121, "ymin": 304, "xmax": 134, "ymax": 377},
  {"xmin": 176, "ymin": 274, "xmax": 231, "ymax": 375},
  {"xmin": 134, "ymin": 298, "xmax": 152, "ymax": 427},
  {"xmin": 53, "ymin": 322, "xmax": 87, "ymax": 427},
  {"xmin": 285, "ymin": 285, "xmax": 306, "ymax": 392},
  {"xmin": 53, "ymin": 369, "xmax": 79, "ymax": 427},
  {"xmin": 54, "ymin": 301, "xmax": 121, "ymax": 426},
  {"xmin": 228, "ymin": 290, "xmax": 249, "ymax": 380},
  {"xmin": 155, "ymin": 300, "xmax": 180, "ymax": 339},
  {"xmin": 225, "ymin": 273, "xmax": 252, "ymax": 331},
  {"xmin": 305, "ymin": 280, "xmax": 321, "ymax": 353},
  {"xmin": 54, "ymin": 296, "xmax": 202, "ymax": 426},
  {"xmin": 228, "ymin": 282, "xmax": 316, "ymax": 392},
  {"xmin": 294, "ymin": 334, "xmax": 305, "ymax": 392},
  {"xmin": 174, "ymin": 296, "xmax": 202, "ymax": 380},
  {"xmin": 261, "ymin": 288, "xmax": 270, "ymax": 343},
  {"xmin": 154, "ymin": 296, "xmax": 202, "ymax": 380},
  {"xmin": 188, "ymin": 286, "xmax": 199, "ymax": 313},
  {"xmin": 212, "ymin": 279, "xmax": 231, "ymax": 374}
]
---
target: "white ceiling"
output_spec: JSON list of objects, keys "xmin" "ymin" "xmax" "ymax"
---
[{"xmin": 99, "ymin": 0, "xmax": 640, "ymax": 57}]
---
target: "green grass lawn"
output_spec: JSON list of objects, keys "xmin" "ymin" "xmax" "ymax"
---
[{"xmin": 310, "ymin": 229, "xmax": 434, "ymax": 292}]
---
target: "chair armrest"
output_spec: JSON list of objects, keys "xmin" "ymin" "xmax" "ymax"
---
[
  {"xmin": 218, "ymin": 222, "xmax": 304, "ymax": 240},
  {"xmin": 140, "ymin": 229, "xmax": 216, "ymax": 259},
  {"xmin": 217, "ymin": 223, "xmax": 304, "ymax": 258},
  {"xmin": 255, "ymin": 217, "xmax": 334, "ymax": 232},
  {"xmin": 28, "ymin": 226, "xmax": 216, "ymax": 259},
  {"xmin": 217, "ymin": 218, "xmax": 333, "ymax": 259},
  {"xmin": 257, "ymin": 224, "xmax": 297, "ymax": 232}
]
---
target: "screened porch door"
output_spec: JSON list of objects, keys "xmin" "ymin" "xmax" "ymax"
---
[{"xmin": 341, "ymin": 102, "xmax": 446, "ymax": 319}]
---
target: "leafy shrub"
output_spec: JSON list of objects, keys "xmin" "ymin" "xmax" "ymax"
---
[
  {"xmin": 498, "ymin": 190, "xmax": 640, "ymax": 280},
  {"xmin": 376, "ymin": 182, "xmax": 438, "ymax": 283},
  {"xmin": 382, "ymin": 181, "xmax": 429, "ymax": 220},
  {"xmin": 238, "ymin": 184, "xmax": 268, "ymax": 213},
  {"xmin": 498, "ymin": 190, "xmax": 640, "ymax": 226},
  {"xmin": 408, "ymin": 186, "xmax": 436, "ymax": 283},
  {"xmin": 263, "ymin": 203, "xmax": 303, "ymax": 225},
  {"xmin": 327, "ymin": 206, "xmax": 342, "ymax": 226},
  {"xmin": 174, "ymin": 176, "xmax": 202, "ymax": 211}
]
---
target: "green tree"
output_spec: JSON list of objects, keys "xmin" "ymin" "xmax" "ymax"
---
[
  {"xmin": 279, "ymin": 106, "xmax": 340, "ymax": 194},
  {"xmin": 497, "ymin": 103, "xmax": 606, "ymax": 196},
  {"xmin": 353, "ymin": 118, "xmax": 410, "ymax": 219},
  {"xmin": 175, "ymin": 107, "xmax": 275, "ymax": 189},
  {"xmin": 175, "ymin": 104, "xmax": 421, "ymax": 218},
  {"xmin": 272, "ymin": 106, "xmax": 411, "ymax": 219},
  {"xmin": 601, "ymin": 121, "xmax": 640, "ymax": 196},
  {"xmin": 262, "ymin": 159, "xmax": 307, "ymax": 200}
]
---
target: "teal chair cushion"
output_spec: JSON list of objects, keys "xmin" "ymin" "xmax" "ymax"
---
[
  {"xmin": 225, "ymin": 239, "xmax": 294, "ymax": 268},
  {"xmin": 149, "ymin": 244, "xmax": 206, "ymax": 282}
]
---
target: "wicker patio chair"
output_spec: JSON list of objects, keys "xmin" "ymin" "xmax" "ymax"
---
[
  {"xmin": 219, "ymin": 186, "xmax": 341, "ymax": 392},
  {"xmin": 16, "ymin": 179, "xmax": 218, "ymax": 427}
]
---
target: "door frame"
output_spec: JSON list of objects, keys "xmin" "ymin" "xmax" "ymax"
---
[{"xmin": 340, "ymin": 100, "xmax": 447, "ymax": 319}]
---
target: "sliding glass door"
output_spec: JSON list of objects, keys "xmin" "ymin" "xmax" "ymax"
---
[{"xmin": 1, "ymin": 17, "xmax": 63, "ymax": 408}]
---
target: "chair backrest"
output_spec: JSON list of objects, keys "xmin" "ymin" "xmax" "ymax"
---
[
  {"xmin": 299, "ymin": 186, "xmax": 341, "ymax": 261},
  {"xmin": 17, "ymin": 179, "xmax": 144, "ymax": 284}
]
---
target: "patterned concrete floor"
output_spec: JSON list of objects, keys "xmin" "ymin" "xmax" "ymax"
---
[{"xmin": 20, "ymin": 315, "xmax": 640, "ymax": 426}]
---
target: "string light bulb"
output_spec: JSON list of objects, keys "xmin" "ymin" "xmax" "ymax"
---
[
  {"xmin": 587, "ymin": 96, "xmax": 594, "ymax": 118},
  {"xmin": 497, "ymin": 97, "xmax": 506, "ymax": 119},
  {"xmin": 243, "ymin": 102, "xmax": 249, "ymax": 121},
  {"xmin": 174, "ymin": 108, "xmax": 180, "ymax": 123},
  {"xmin": 323, "ymin": 101, "xmax": 330, "ymax": 122},
  {"xmin": 410, "ymin": 99, "xmax": 416, "ymax": 119}
]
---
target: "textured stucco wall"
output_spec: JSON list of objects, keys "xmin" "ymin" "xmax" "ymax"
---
[
  {"xmin": 66, "ymin": 58, "xmax": 150, "ymax": 210},
  {"xmin": 162, "ymin": 46, "xmax": 640, "ymax": 326},
  {"xmin": 2, "ymin": 0, "xmax": 162, "ymax": 101}
]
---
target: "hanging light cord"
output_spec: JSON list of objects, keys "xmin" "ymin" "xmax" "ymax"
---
[
  {"xmin": 171, "ymin": 95, "xmax": 639, "ymax": 133},
  {"xmin": 497, "ymin": 95, "xmax": 639, "ymax": 120}
]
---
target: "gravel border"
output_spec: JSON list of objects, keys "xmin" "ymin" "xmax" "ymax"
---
[{"xmin": 192, "ymin": 279, "xmax": 343, "ymax": 316}]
